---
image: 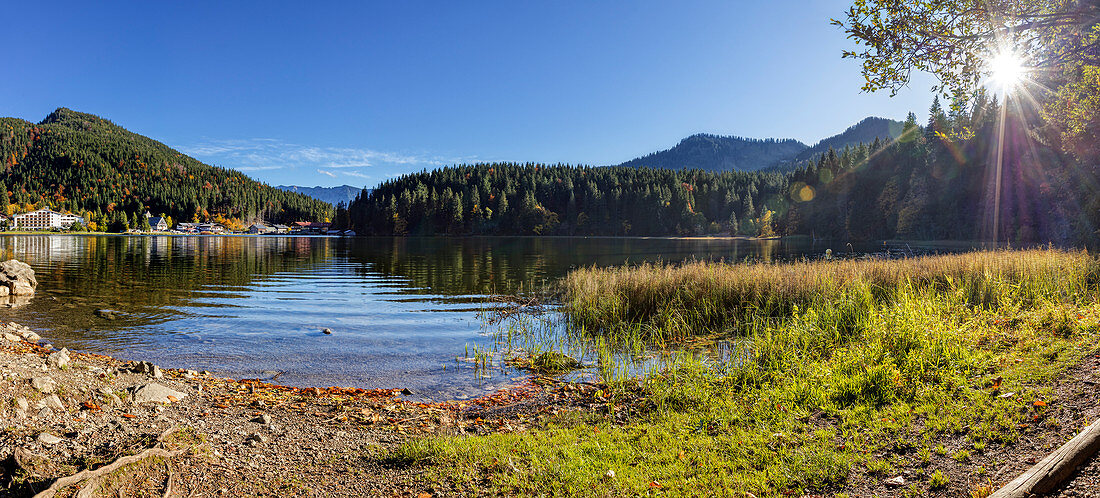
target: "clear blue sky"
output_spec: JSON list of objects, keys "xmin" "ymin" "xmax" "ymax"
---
[{"xmin": 2, "ymin": 1, "xmax": 934, "ymax": 188}]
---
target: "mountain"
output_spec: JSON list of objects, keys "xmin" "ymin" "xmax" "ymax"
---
[
  {"xmin": 790, "ymin": 117, "xmax": 905, "ymax": 163},
  {"xmin": 617, "ymin": 135, "xmax": 807, "ymax": 172},
  {"xmin": 276, "ymin": 185, "xmax": 364, "ymax": 206},
  {"xmin": 616, "ymin": 117, "xmax": 906, "ymax": 173},
  {"xmin": 0, "ymin": 108, "xmax": 331, "ymax": 230}
]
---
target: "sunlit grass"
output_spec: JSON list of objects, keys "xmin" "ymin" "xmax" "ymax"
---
[
  {"xmin": 398, "ymin": 250, "xmax": 1100, "ymax": 495},
  {"xmin": 564, "ymin": 249, "xmax": 1093, "ymax": 339}
]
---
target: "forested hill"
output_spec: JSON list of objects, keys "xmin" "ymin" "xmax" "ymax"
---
[
  {"xmin": 790, "ymin": 117, "xmax": 904, "ymax": 163},
  {"xmin": 616, "ymin": 135, "xmax": 807, "ymax": 172},
  {"xmin": 276, "ymin": 185, "xmax": 363, "ymax": 206},
  {"xmin": 350, "ymin": 163, "xmax": 788, "ymax": 236},
  {"xmin": 0, "ymin": 108, "xmax": 331, "ymax": 230},
  {"xmin": 349, "ymin": 95, "xmax": 1094, "ymax": 246}
]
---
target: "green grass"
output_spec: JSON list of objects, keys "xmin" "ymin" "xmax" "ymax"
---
[
  {"xmin": 929, "ymin": 469, "xmax": 950, "ymax": 490},
  {"xmin": 392, "ymin": 250, "xmax": 1100, "ymax": 495}
]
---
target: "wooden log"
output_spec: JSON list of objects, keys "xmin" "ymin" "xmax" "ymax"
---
[{"xmin": 992, "ymin": 418, "xmax": 1100, "ymax": 497}]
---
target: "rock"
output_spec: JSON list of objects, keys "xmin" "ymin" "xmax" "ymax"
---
[
  {"xmin": 21, "ymin": 331, "xmax": 40, "ymax": 342},
  {"xmin": 36, "ymin": 407, "xmax": 52, "ymax": 418},
  {"xmin": 246, "ymin": 433, "xmax": 268, "ymax": 446},
  {"xmin": 131, "ymin": 383, "xmax": 186, "ymax": 404},
  {"xmin": 0, "ymin": 260, "xmax": 37, "ymax": 296},
  {"xmin": 94, "ymin": 309, "xmax": 118, "ymax": 320},
  {"xmin": 884, "ymin": 476, "xmax": 907, "ymax": 487},
  {"xmin": 30, "ymin": 376, "xmax": 56, "ymax": 393},
  {"xmin": 13, "ymin": 408, "xmax": 26, "ymax": 420},
  {"xmin": 32, "ymin": 399, "xmax": 47, "ymax": 410},
  {"xmin": 321, "ymin": 328, "xmax": 333, "ymax": 335},
  {"xmin": 47, "ymin": 348, "xmax": 70, "ymax": 369},
  {"xmin": 37, "ymin": 432, "xmax": 62, "ymax": 445},
  {"xmin": 15, "ymin": 398, "xmax": 28, "ymax": 411},
  {"xmin": 253, "ymin": 413, "xmax": 272, "ymax": 425},
  {"xmin": 44, "ymin": 395, "xmax": 64, "ymax": 411},
  {"xmin": 1, "ymin": 332, "xmax": 21, "ymax": 343},
  {"xmin": 604, "ymin": 469, "xmax": 616, "ymax": 480},
  {"xmin": 133, "ymin": 361, "xmax": 163, "ymax": 378}
]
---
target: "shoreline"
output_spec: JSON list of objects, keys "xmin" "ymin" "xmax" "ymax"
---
[
  {"xmin": 0, "ymin": 231, "xmax": 997, "ymax": 246},
  {"xmin": 0, "ymin": 322, "xmax": 599, "ymax": 496}
]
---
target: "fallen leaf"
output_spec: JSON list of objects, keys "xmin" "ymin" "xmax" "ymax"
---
[
  {"xmin": 1034, "ymin": 400, "xmax": 1047, "ymax": 407},
  {"xmin": 649, "ymin": 481, "xmax": 662, "ymax": 488},
  {"xmin": 121, "ymin": 413, "xmax": 136, "ymax": 419},
  {"xmin": 166, "ymin": 395, "xmax": 179, "ymax": 402}
]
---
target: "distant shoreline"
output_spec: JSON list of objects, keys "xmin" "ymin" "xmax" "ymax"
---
[{"xmin": 0, "ymin": 232, "xmax": 993, "ymax": 247}]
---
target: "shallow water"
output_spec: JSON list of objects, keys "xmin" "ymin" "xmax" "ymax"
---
[{"xmin": 0, "ymin": 235, "xmax": 916, "ymax": 400}]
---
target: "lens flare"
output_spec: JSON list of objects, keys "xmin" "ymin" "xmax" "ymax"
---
[{"xmin": 987, "ymin": 51, "xmax": 1026, "ymax": 93}]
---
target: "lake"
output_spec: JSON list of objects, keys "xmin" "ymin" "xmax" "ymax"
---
[{"xmin": 0, "ymin": 235, "xmax": 907, "ymax": 400}]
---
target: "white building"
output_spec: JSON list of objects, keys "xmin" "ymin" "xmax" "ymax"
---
[
  {"xmin": 12, "ymin": 208, "xmax": 85, "ymax": 230},
  {"xmin": 148, "ymin": 216, "xmax": 168, "ymax": 231}
]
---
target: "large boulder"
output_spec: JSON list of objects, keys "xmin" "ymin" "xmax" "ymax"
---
[{"xmin": 0, "ymin": 260, "xmax": 36, "ymax": 296}]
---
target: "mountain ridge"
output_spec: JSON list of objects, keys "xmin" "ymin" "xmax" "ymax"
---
[
  {"xmin": 615, "ymin": 116, "xmax": 906, "ymax": 173},
  {"xmin": 275, "ymin": 185, "xmax": 363, "ymax": 206}
]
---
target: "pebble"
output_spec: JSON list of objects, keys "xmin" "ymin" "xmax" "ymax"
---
[
  {"xmin": 1, "ymin": 332, "xmax": 21, "ymax": 342},
  {"xmin": 30, "ymin": 376, "xmax": 56, "ymax": 393},
  {"xmin": 47, "ymin": 348, "xmax": 70, "ymax": 369},
  {"xmin": 884, "ymin": 476, "xmax": 906, "ymax": 487},
  {"xmin": 37, "ymin": 407, "xmax": 52, "ymax": 418},
  {"xmin": 44, "ymin": 394, "xmax": 64, "ymax": 411},
  {"xmin": 253, "ymin": 413, "xmax": 272, "ymax": 425},
  {"xmin": 15, "ymin": 397, "xmax": 28, "ymax": 411},
  {"xmin": 131, "ymin": 382, "xmax": 186, "ymax": 404},
  {"xmin": 321, "ymin": 328, "xmax": 333, "ymax": 335},
  {"xmin": 37, "ymin": 432, "xmax": 63, "ymax": 445}
]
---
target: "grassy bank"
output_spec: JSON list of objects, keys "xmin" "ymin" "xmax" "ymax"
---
[{"xmin": 391, "ymin": 250, "xmax": 1100, "ymax": 495}]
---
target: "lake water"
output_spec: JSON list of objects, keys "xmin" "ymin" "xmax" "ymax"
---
[{"xmin": 0, "ymin": 235, "xmax": 903, "ymax": 400}]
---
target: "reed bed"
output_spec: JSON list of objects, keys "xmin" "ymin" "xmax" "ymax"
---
[{"xmin": 565, "ymin": 249, "xmax": 1097, "ymax": 338}]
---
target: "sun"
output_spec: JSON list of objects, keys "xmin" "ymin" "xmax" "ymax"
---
[{"xmin": 987, "ymin": 51, "xmax": 1027, "ymax": 93}]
